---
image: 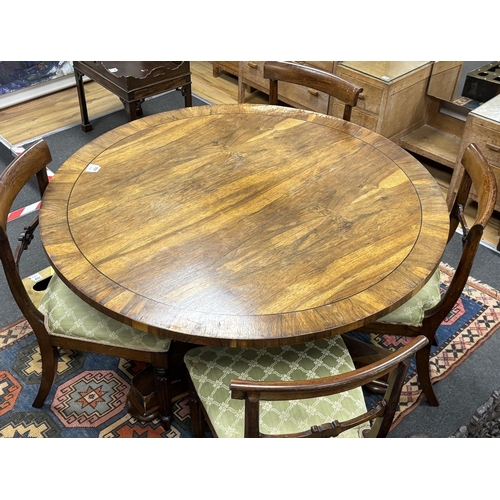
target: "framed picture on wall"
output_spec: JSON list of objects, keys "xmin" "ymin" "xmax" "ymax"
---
[{"xmin": 0, "ymin": 61, "xmax": 74, "ymax": 109}]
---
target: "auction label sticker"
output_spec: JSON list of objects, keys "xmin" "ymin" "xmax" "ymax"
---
[{"xmin": 86, "ymin": 164, "xmax": 101, "ymax": 173}]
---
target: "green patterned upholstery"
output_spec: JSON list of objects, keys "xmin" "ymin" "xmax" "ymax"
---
[
  {"xmin": 39, "ymin": 273, "xmax": 171, "ymax": 352},
  {"xmin": 184, "ymin": 336, "xmax": 368, "ymax": 438},
  {"xmin": 376, "ymin": 268, "xmax": 442, "ymax": 327}
]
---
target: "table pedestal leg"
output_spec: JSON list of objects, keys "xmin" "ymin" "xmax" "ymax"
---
[
  {"xmin": 127, "ymin": 341, "xmax": 196, "ymax": 423},
  {"xmin": 127, "ymin": 365, "xmax": 191, "ymax": 422}
]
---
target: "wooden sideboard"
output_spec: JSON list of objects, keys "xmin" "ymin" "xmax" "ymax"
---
[{"xmin": 218, "ymin": 61, "xmax": 462, "ymax": 145}]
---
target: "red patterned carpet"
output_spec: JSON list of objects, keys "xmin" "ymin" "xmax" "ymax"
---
[{"xmin": 1, "ymin": 264, "xmax": 499, "ymax": 437}]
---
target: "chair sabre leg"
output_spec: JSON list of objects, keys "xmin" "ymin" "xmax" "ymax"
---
[
  {"xmin": 416, "ymin": 345, "xmax": 439, "ymax": 406},
  {"xmin": 32, "ymin": 345, "xmax": 58, "ymax": 408}
]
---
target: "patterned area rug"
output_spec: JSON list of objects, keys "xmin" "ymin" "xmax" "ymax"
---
[
  {"xmin": 1, "ymin": 264, "xmax": 499, "ymax": 438},
  {"xmin": 376, "ymin": 263, "xmax": 500, "ymax": 428}
]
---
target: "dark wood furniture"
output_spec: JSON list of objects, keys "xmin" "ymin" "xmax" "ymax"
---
[
  {"xmin": 0, "ymin": 139, "xmax": 183, "ymax": 430},
  {"xmin": 39, "ymin": 104, "xmax": 449, "ymax": 422},
  {"xmin": 355, "ymin": 143, "xmax": 498, "ymax": 406},
  {"xmin": 39, "ymin": 104, "xmax": 450, "ymax": 349},
  {"xmin": 263, "ymin": 61, "xmax": 363, "ymax": 121},
  {"xmin": 73, "ymin": 61, "xmax": 192, "ymax": 132},
  {"xmin": 186, "ymin": 335, "xmax": 428, "ymax": 438}
]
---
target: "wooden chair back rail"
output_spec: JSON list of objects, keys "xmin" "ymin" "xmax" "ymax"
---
[
  {"xmin": 263, "ymin": 61, "xmax": 363, "ymax": 121},
  {"xmin": 0, "ymin": 139, "xmax": 177, "ymax": 429},
  {"xmin": 0, "ymin": 141, "xmax": 50, "ymax": 231},
  {"xmin": 461, "ymin": 144, "xmax": 498, "ymax": 228},
  {"xmin": 432, "ymin": 143, "xmax": 498, "ymax": 326},
  {"xmin": 0, "ymin": 140, "xmax": 52, "ymax": 328},
  {"xmin": 230, "ymin": 335, "xmax": 428, "ymax": 438}
]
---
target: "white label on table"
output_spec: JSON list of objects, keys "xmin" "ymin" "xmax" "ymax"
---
[
  {"xmin": 108, "ymin": 68, "xmax": 118, "ymax": 73},
  {"xmin": 29, "ymin": 273, "xmax": 43, "ymax": 282},
  {"xmin": 86, "ymin": 164, "xmax": 101, "ymax": 173}
]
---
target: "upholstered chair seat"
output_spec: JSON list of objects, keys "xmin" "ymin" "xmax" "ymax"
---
[
  {"xmin": 39, "ymin": 273, "xmax": 171, "ymax": 352},
  {"xmin": 184, "ymin": 336, "xmax": 368, "ymax": 438},
  {"xmin": 376, "ymin": 268, "xmax": 441, "ymax": 327}
]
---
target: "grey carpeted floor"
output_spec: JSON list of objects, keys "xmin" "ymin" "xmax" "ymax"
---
[{"xmin": 1, "ymin": 89, "xmax": 499, "ymax": 438}]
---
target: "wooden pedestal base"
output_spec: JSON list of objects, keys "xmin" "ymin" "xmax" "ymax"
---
[
  {"xmin": 127, "ymin": 364, "xmax": 189, "ymax": 422},
  {"xmin": 126, "ymin": 341, "xmax": 196, "ymax": 423}
]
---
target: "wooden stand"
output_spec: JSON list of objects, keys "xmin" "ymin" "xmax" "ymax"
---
[{"xmin": 73, "ymin": 61, "xmax": 192, "ymax": 132}]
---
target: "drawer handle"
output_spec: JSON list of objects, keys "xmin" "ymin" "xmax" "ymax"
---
[
  {"xmin": 248, "ymin": 62, "xmax": 258, "ymax": 69},
  {"xmin": 307, "ymin": 88, "xmax": 319, "ymax": 97},
  {"xmin": 486, "ymin": 142, "xmax": 500, "ymax": 153}
]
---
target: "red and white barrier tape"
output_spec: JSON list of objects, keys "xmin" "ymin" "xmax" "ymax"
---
[{"xmin": 7, "ymin": 167, "xmax": 55, "ymax": 223}]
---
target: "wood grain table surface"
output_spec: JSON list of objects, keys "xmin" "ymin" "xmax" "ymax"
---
[{"xmin": 40, "ymin": 104, "xmax": 450, "ymax": 348}]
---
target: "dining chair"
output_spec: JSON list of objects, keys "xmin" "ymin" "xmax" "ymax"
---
[
  {"xmin": 184, "ymin": 335, "xmax": 428, "ymax": 438},
  {"xmin": 0, "ymin": 139, "xmax": 179, "ymax": 430},
  {"xmin": 351, "ymin": 143, "xmax": 497, "ymax": 407},
  {"xmin": 263, "ymin": 61, "xmax": 363, "ymax": 121}
]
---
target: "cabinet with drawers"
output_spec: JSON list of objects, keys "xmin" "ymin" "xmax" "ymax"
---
[
  {"xmin": 212, "ymin": 61, "xmax": 239, "ymax": 79},
  {"xmin": 335, "ymin": 61, "xmax": 433, "ymax": 141},
  {"xmin": 448, "ymin": 94, "xmax": 500, "ymax": 249},
  {"xmin": 237, "ymin": 61, "xmax": 337, "ymax": 115},
  {"xmin": 234, "ymin": 61, "xmax": 435, "ymax": 143}
]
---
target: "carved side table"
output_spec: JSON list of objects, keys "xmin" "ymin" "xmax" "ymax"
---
[{"xmin": 73, "ymin": 61, "xmax": 192, "ymax": 132}]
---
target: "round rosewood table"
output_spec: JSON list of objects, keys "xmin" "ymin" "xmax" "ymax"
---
[{"xmin": 40, "ymin": 104, "xmax": 450, "ymax": 350}]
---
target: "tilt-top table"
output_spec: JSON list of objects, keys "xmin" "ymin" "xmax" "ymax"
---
[{"xmin": 39, "ymin": 104, "xmax": 450, "ymax": 418}]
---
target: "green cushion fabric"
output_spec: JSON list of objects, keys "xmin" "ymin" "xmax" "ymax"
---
[
  {"xmin": 376, "ymin": 268, "xmax": 442, "ymax": 327},
  {"xmin": 184, "ymin": 336, "xmax": 368, "ymax": 438},
  {"xmin": 39, "ymin": 273, "xmax": 171, "ymax": 353}
]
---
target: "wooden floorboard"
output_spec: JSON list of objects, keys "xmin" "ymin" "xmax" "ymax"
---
[{"xmin": 0, "ymin": 61, "xmax": 498, "ymax": 250}]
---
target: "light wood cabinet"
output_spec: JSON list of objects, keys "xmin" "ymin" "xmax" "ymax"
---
[
  {"xmin": 335, "ymin": 61, "xmax": 433, "ymax": 141},
  {"xmin": 233, "ymin": 61, "xmax": 443, "ymax": 144},
  {"xmin": 212, "ymin": 61, "xmax": 239, "ymax": 79},
  {"xmin": 238, "ymin": 61, "xmax": 336, "ymax": 114},
  {"xmin": 448, "ymin": 94, "xmax": 500, "ymax": 249}
]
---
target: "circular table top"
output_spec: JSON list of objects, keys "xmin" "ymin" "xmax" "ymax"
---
[{"xmin": 40, "ymin": 104, "xmax": 449, "ymax": 347}]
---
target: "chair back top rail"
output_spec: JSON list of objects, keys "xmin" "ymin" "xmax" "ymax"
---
[{"xmin": 263, "ymin": 61, "xmax": 363, "ymax": 120}]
